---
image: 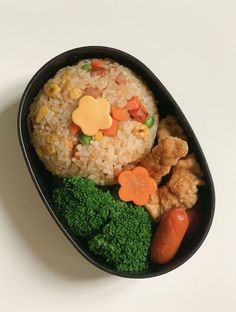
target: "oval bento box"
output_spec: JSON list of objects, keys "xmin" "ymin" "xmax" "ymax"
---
[{"xmin": 17, "ymin": 46, "xmax": 215, "ymax": 278}]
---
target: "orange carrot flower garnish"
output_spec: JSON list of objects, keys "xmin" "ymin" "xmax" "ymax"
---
[{"xmin": 118, "ymin": 166, "xmax": 157, "ymax": 206}]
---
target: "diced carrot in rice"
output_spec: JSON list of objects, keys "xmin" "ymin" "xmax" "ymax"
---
[
  {"xmin": 126, "ymin": 96, "xmax": 140, "ymax": 111},
  {"xmin": 111, "ymin": 106, "xmax": 129, "ymax": 121},
  {"xmin": 91, "ymin": 60, "xmax": 105, "ymax": 69},
  {"xmin": 69, "ymin": 122, "xmax": 80, "ymax": 136},
  {"xmin": 130, "ymin": 103, "xmax": 148, "ymax": 123},
  {"xmin": 102, "ymin": 118, "xmax": 119, "ymax": 136}
]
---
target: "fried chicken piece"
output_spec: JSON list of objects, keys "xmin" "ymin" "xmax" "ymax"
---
[
  {"xmin": 159, "ymin": 168, "xmax": 204, "ymax": 210},
  {"xmin": 158, "ymin": 115, "xmax": 186, "ymax": 140},
  {"xmin": 123, "ymin": 116, "xmax": 187, "ymax": 182},
  {"xmin": 175, "ymin": 153, "xmax": 203, "ymax": 177},
  {"xmin": 156, "ymin": 136, "xmax": 189, "ymax": 166},
  {"xmin": 145, "ymin": 154, "xmax": 204, "ymax": 221},
  {"xmin": 139, "ymin": 136, "xmax": 188, "ymax": 184},
  {"xmin": 144, "ymin": 191, "xmax": 162, "ymax": 220}
]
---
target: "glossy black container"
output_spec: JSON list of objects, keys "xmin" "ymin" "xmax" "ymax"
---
[{"xmin": 17, "ymin": 46, "xmax": 215, "ymax": 278}]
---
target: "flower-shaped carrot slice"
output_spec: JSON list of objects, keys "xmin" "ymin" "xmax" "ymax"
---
[
  {"xmin": 118, "ymin": 166, "xmax": 157, "ymax": 206},
  {"xmin": 72, "ymin": 95, "xmax": 112, "ymax": 136}
]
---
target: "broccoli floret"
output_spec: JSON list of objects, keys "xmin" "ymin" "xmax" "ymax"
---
[
  {"xmin": 53, "ymin": 176, "xmax": 111, "ymax": 237},
  {"xmin": 53, "ymin": 176, "xmax": 152, "ymax": 273},
  {"xmin": 89, "ymin": 202, "xmax": 151, "ymax": 272}
]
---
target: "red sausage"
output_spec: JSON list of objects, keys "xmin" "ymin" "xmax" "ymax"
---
[
  {"xmin": 186, "ymin": 208, "xmax": 201, "ymax": 236},
  {"xmin": 150, "ymin": 207, "xmax": 189, "ymax": 264}
]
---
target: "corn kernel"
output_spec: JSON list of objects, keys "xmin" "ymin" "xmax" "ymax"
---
[
  {"xmin": 69, "ymin": 87, "xmax": 82, "ymax": 100},
  {"xmin": 45, "ymin": 144, "xmax": 56, "ymax": 155},
  {"xmin": 47, "ymin": 134, "xmax": 58, "ymax": 143},
  {"xmin": 132, "ymin": 124, "xmax": 148, "ymax": 138},
  {"xmin": 35, "ymin": 105, "xmax": 49, "ymax": 123},
  {"xmin": 61, "ymin": 74, "xmax": 70, "ymax": 84},
  {"xmin": 45, "ymin": 83, "xmax": 61, "ymax": 97},
  {"xmin": 94, "ymin": 130, "xmax": 103, "ymax": 141}
]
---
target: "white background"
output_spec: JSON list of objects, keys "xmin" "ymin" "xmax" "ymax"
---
[{"xmin": 0, "ymin": 0, "xmax": 235, "ymax": 311}]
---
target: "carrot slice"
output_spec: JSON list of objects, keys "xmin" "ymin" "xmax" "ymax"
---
[
  {"xmin": 69, "ymin": 122, "xmax": 80, "ymax": 135},
  {"xmin": 126, "ymin": 96, "xmax": 140, "ymax": 111},
  {"xmin": 111, "ymin": 106, "xmax": 129, "ymax": 121},
  {"xmin": 91, "ymin": 60, "xmax": 105, "ymax": 69},
  {"xmin": 102, "ymin": 118, "xmax": 119, "ymax": 136},
  {"xmin": 118, "ymin": 166, "xmax": 157, "ymax": 206}
]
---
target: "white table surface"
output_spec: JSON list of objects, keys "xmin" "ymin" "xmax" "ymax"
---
[{"xmin": 0, "ymin": 0, "xmax": 235, "ymax": 311}]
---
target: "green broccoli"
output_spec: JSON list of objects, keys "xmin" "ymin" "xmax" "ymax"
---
[
  {"xmin": 53, "ymin": 176, "xmax": 112, "ymax": 238},
  {"xmin": 53, "ymin": 176, "xmax": 152, "ymax": 273},
  {"xmin": 89, "ymin": 202, "xmax": 151, "ymax": 272}
]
